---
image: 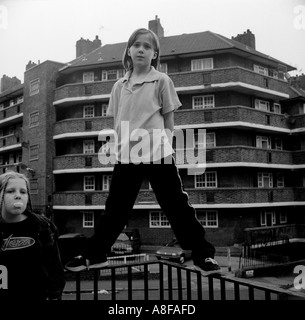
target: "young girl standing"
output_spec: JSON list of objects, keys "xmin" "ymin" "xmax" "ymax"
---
[
  {"xmin": 66, "ymin": 28, "xmax": 220, "ymax": 275},
  {"xmin": 0, "ymin": 171, "xmax": 65, "ymax": 300}
]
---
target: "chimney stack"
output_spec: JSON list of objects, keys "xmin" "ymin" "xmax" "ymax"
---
[
  {"xmin": 232, "ymin": 29, "xmax": 256, "ymax": 49},
  {"xmin": 148, "ymin": 15, "xmax": 164, "ymax": 38},
  {"xmin": 26, "ymin": 60, "xmax": 37, "ymax": 71},
  {"xmin": 0, "ymin": 74, "xmax": 21, "ymax": 93},
  {"xmin": 76, "ymin": 35, "xmax": 102, "ymax": 58}
]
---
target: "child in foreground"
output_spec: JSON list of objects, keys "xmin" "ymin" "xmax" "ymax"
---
[
  {"xmin": 66, "ymin": 28, "xmax": 221, "ymax": 276},
  {"xmin": 0, "ymin": 171, "xmax": 65, "ymax": 300}
]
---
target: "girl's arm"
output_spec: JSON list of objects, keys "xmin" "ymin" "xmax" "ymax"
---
[{"xmin": 163, "ymin": 111, "xmax": 174, "ymax": 146}]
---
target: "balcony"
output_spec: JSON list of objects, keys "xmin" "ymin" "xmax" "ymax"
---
[
  {"xmin": 53, "ymin": 117, "xmax": 113, "ymax": 137},
  {"xmin": 174, "ymin": 106, "xmax": 289, "ymax": 131},
  {"xmin": 53, "ymin": 187, "xmax": 305, "ymax": 208},
  {"xmin": 54, "ymin": 81, "xmax": 115, "ymax": 105},
  {"xmin": 53, "ymin": 147, "xmax": 294, "ymax": 173},
  {"xmin": 54, "ymin": 67, "xmax": 290, "ymax": 106},
  {"xmin": 170, "ymin": 67, "xmax": 290, "ymax": 98},
  {"xmin": 175, "ymin": 146, "xmax": 293, "ymax": 167},
  {"xmin": 0, "ymin": 135, "xmax": 22, "ymax": 152},
  {"xmin": 0, "ymin": 104, "xmax": 23, "ymax": 125},
  {"xmin": 53, "ymin": 154, "xmax": 113, "ymax": 171}
]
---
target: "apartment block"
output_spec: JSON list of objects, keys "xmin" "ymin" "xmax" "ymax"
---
[{"xmin": 2, "ymin": 18, "xmax": 305, "ymax": 247}]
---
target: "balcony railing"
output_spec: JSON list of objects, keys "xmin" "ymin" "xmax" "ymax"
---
[
  {"xmin": 53, "ymin": 117, "xmax": 113, "ymax": 136},
  {"xmin": 53, "ymin": 147, "xmax": 295, "ymax": 172},
  {"xmin": 54, "ymin": 67, "xmax": 290, "ymax": 105},
  {"xmin": 53, "ymin": 187, "xmax": 305, "ymax": 208},
  {"xmin": 174, "ymin": 106, "xmax": 289, "ymax": 130},
  {"xmin": 63, "ymin": 260, "xmax": 304, "ymax": 300}
]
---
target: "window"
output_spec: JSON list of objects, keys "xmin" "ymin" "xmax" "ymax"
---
[
  {"xmin": 29, "ymin": 112, "xmax": 39, "ymax": 127},
  {"xmin": 83, "ymin": 211, "xmax": 94, "ymax": 228},
  {"xmin": 258, "ymin": 172, "xmax": 273, "ymax": 188},
  {"xmin": 29, "ymin": 179, "xmax": 38, "ymax": 194},
  {"xmin": 269, "ymin": 69, "xmax": 278, "ymax": 79},
  {"xmin": 191, "ymin": 58, "xmax": 213, "ymax": 71},
  {"xmin": 254, "ymin": 64, "xmax": 268, "ymax": 76},
  {"xmin": 83, "ymin": 140, "xmax": 95, "ymax": 154},
  {"xmin": 193, "ymin": 95, "xmax": 214, "ymax": 109},
  {"xmin": 260, "ymin": 211, "xmax": 276, "ymax": 226},
  {"xmin": 195, "ymin": 172, "xmax": 217, "ymax": 188},
  {"xmin": 196, "ymin": 210, "xmax": 218, "ymax": 228},
  {"xmin": 159, "ymin": 63, "xmax": 168, "ymax": 74},
  {"xmin": 193, "ymin": 132, "xmax": 215, "ymax": 149},
  {"xmin": 255, "ymin": 99, "xmax": 270, "ymax": 112},
  {"xmin": 272, "ymin": 103, "xmax": 281, "ymax": 114},
  {"xmin": 102, "ymin": 69, "xmax": 125, "ymax": 81},
  {"xmin": 102, "ymin": 175, "xmax": 112, "ymax": 191},
  {"xmin": 279, "ymin": 212, "xmax": 287, "ymax": 224},
  {"xmin": 275, "ymin": 138, "xmax": 283, "ymax": 150},
  {"xmin": 84, "ymin": 176, "xmax": 95, "ymax": 190},
  {"xmin": 276, "ymin": 173, "xmax": 284, "ymax": 188},
  {"xmin": 101, "ymin": 104, "xmax": 108, "ymax": 117},
  {"xmin": 256, "ymin": 136, "xmax": 271, "ymax": 149},
  {"xmin": 9, "ymin": 154, "xmax": 14, "ymax": 164},
  {"xmin": 29, "ymin": 144, "xmax": 39, "ymax": 161},
  {"xmin": 206, "ymin": 132, "xmax": 216, "ymax": 148},
  {"xmin": 83, "ymin": 72, "xmax": 94, "ymax": 83},
  {"xmin": 149, "ymin": 211, "xmax": 170, "ymax": 228},
  {"xmin": 83, "ymin": 105, "xmax": 94, "ymax": 118},
  {"xmin": 29, "ymin": 79, "xmax": 40, "ymax": 96}
]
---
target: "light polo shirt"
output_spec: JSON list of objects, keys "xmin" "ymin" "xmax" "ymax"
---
[{"xmin": 107, "ymin": 67, "xmax": 182, "ymax": 163}]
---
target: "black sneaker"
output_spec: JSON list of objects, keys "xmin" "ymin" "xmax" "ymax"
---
[
  {"xmin": 65, "ymin": 255, "xmax": 109, "ymax": 272},
  {"xmin": 193, "ymin": 257, "xmax": 222, "ymax": 276}
]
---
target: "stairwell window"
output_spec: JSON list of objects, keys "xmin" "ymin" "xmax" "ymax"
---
[
  {"xmin": 191, "ymin": 58, "xmax": 213, "ymax": 71},
  {"xmin": 193, "ymin": 95, "xmax": 214, "ymax": 109},
  {"xmin": 29, "ymin": 79, "xmax": 40, "ymax": 96},
  {"xmin": 29, "ymin": 112, "xmax": 39, "ymax": 127},
  {"xmin": 149, "ymin": 211, "xmax": 170, "ymax": 228},
  {"xmin": 29, "ymin": 144, "xmax": 39, "ymax": 161}
]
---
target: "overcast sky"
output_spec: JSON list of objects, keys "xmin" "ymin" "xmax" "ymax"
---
[{"xmin": 0, "ymin": 0, "xmax": 304, "ymax": 83}]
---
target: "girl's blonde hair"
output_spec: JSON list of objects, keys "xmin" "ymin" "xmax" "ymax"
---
[
  {"xmin": 122, "ymin": 28, "xmax": 160, "ymax": 71},
  {"xmin": 0, "ymin": 171, "xmax": 32, "ymax": 216}
]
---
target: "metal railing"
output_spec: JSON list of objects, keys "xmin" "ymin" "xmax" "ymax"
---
[{"xmin": 63, "ymin": 259, "xmax": 305, "ymax": 301}]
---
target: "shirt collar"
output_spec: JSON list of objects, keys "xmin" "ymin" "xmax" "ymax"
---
[{"xmin": 122, "ymin": 66, "xmax": 159, "ymax": 83}]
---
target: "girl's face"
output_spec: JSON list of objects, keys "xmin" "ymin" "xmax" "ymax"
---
[
  {"xmin": 1, "ymin": 178, "xmax": 28, "ymax": 222},
  {"xmin": 128, "ymin": 33, "xmax": 157, "ymax": 70}
]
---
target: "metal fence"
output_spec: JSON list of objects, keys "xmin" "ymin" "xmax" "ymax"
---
[{"xmin": 63, "ymin": 259, "xmax": 305, "ymax": 301}]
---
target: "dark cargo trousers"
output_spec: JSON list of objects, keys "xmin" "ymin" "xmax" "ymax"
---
[{"xmin": 84, "ymin": 159, "xmax": 215, "ymax": 263}]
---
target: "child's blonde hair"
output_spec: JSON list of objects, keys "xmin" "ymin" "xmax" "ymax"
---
[
  {"xmin": 0, "ymin": 171, "xmax": 32, "ymax": 216},
  {"xmin": 122, "ymin": 28, "xmax": 160, "ymax": 71}
]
